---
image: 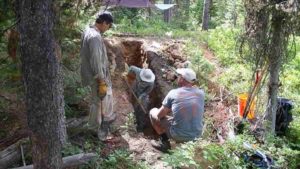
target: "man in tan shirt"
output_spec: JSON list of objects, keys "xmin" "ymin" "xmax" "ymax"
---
[{"xmin": 80, "ymin": 12, "xmax": 115, "ymax": 141}]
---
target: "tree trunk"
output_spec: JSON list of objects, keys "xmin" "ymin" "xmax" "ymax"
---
[
  {"xmin": 164, "ymin": 0, "xmax": 172, "ymax": 23},
  {"xmin": 267, "ymin": 13, "xmax": 285, "ymax": 134},
  {"xmin": 232, "ymin": 0, "xmax": 237, "ymax": 27},
  {"xmin": 202, "ymin": 0, "xmax": 212, "ymax": 30},
  {"xmin": 16, "ymin": 0, "xmax": 66, "ymax": 168},
  {"xmin": 183, "ymin": 0, "xmax": 190, "ymax": 24}
]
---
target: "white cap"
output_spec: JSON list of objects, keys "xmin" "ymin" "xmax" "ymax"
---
[
  {"xmin": 140, "ymin": 69, "xmax": 155, "ymax": 83},
  {"xmin": 176, "ymin": 68, "xmax": 196, "ymax": 83}
]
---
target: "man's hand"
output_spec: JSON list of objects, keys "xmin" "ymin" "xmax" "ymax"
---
[
  {"xmin": 124, "ymin": 63, "xmax": 129, "ymax": 72},
  {"xmin": 121, "ymin": 72, "xmax": 128, "ymax": 77},
  {"xmin": 98, "ymin": 80, "xmax": 107, "ymax": 100}
]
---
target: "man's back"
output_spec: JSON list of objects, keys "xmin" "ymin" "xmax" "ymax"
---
[{"xmin": 163, "ymin": 87, "xmax": 205, "ymax": 142}]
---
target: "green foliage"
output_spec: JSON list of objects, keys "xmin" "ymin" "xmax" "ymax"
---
[
  {"xmin": 0, "ymin": 0, "xmax": 16, "ymax": 33},
  {"xmin": 162, "ymin": 141, "xmax": 200, "ymax": 168},
  {"xmin": 113, "ymin": 6, "xmax": 206, "ymax": 37},
  {"xmin": 163, "ymin": 134, "xmax": 300, "ymax": 168},
  {"xmin": 113, "ymin": 8, "xmax": 144, "ymax": 24},
  {"xmin": 190, "ymin": 0, "xmax": 204, "ymax": 25},
  {"xmin": 116, "ymin": 15, "xmax": 170, "ymax": 36},
  {"xmin": 286, "ymin": 115, "xmax": 300, "ymax": 145},
  {"xmin": 120, "ymin": 111, "xmax": 136, "ymax": 132},
  {"xmin": 184, "ymin": 39, "xmax": 215, "ymax": 76},
  {"xmin": 218, "ymin": 64, "xmax": 252, "ymax": 94},
  {"xmin": 88, "ymin": 149, "xmax": 149, "ymax": 169},
  {"xmin": 210, "ymin": 0, "xmax": 245, "ymax": 28},
  {"xmin": 0, "ymin": 99, "xmax": 10, "ymax": 138},
  {"xmin": 280, "ymin": 36, "xmax": 300, "ymax": 144},
  {"xmin": 0, "ymin": 59, "xmax": 21, "ymax": 93},
  {"xmin": 207, "ymin": 26, "xmax": 241, "ymax": 65},
  {"xmin": 63, "ymin": 63, "xmax": 89, "ymax": 118},
  {"xmin": 262, "ymin": 134, "xmax": 300, "ymax": 169},
  {"xmin": 62, "ymin": 143, "xmax": 83, "ymax": 157}
]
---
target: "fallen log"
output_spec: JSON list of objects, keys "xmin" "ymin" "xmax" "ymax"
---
[
  {"xmin": 0, "ymin": 117, "xmax": 89, "ymax": 169},
  {"xmin": 0, "ymin": 138, "xmax": 29, "ymax": 169},
  {"xmin": 66, "ymin": 116, "xmax": 89, "ymax": 129},
  {"xmin": 12, "ymin": 153, "xmax": 97, "ymax": 169},
  {"xmin": 0, "ymin": 130, "xmax": 29, "ymax": 151}
]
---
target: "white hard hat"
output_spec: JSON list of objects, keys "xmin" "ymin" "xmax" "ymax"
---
[
  {"xmin": 140, "ymin": 69, "xmax": 155, "ymax": 83},
  {"xmin": 176, "ymin": 68, "xmax": 196, "ymax": 83}
]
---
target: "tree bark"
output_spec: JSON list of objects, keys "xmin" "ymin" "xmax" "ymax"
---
[
  {"xmin": 232, "ymin": 0, "xmax": 237, "ymax": 27},
  {"xmin": 16, "ymin": 0, "xmax": 66, "ymax": 168},
  {"xmin": 267, "ymin": 14, "xmax": 285, "ymax": 134},
  {"xmin": 164, "ymin": 0, "xmax": 172, "ymax": 23},
  {"xmin": 183, "ymin": 0, "xmax": 190, "ymax": 25},
  {"xmin": 202, "ymin": 0, "xmax": 212, "ymax": 30}
]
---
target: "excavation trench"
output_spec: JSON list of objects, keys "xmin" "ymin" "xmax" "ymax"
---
[
  {"xmin": 106, "ymin": 37, "xmax": 237, "ymax": 142},
  {"xmin": 105, "ymin": 37, "xmax": 178, "ymax": 137}
]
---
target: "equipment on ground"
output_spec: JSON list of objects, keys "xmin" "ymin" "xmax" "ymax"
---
[
  {"xmin": 242, "ymin": 142, "xmax": 274, "ymax": 169},
  {"xmin": 275, "ymin": 97, "xmax": 293, "ymax": 135}
]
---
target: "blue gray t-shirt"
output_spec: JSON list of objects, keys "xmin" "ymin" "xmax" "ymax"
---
[{"xmin": 162, "ymin": 87, "xmax": 205, "ymax": 142}]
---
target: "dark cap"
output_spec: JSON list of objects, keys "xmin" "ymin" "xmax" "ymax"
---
[{"xmin": 96, "ymin": 11, "xmax": 114, "ymax": 24}]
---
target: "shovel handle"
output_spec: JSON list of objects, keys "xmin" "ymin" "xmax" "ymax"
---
[{"xmin": 122, "ymin": 76, "xmax": 148, "ymax": 115}]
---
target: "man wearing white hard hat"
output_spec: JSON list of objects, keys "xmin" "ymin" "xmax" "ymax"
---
[
  {"xmin": 149, "ymin": 68, "xmax": 205, "ymax": 152},
  {"xmin": 127, "ymin": 66, "xmax": 155, "ymax": 132}
]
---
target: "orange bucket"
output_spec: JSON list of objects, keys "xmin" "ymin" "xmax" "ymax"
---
[{"xmin": 238, "ymin": 93, "xmax": 256, "ymax": 119}]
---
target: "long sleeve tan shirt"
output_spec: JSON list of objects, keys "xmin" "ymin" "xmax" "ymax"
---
[{"xmin": 80, "ymin": 25, "xmax": 111, "ymax": 88}]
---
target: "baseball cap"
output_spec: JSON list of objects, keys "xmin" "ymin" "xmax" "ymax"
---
[
  {"xmin": 176, "ymin": 68, "xmax": 196, "ymax": 83},
  {"xmin": 140, "ymin": 69, "xmax": 155, "ymax": 83},
  {"xmin": 96, "ymin": 11, "xmax": 114, "ymax": 26}
]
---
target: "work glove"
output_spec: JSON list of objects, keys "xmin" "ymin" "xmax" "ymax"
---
[
  {"xmin": 97, "ymin": 80, "xmax": 107, "ymax": 100},
  {"xmin": 124, "ymin": 63, "xmax": 129, "ymax": 72},
  {"xmin": 121, "ymin": 71, "xmax": 128, "ymax": 77}
]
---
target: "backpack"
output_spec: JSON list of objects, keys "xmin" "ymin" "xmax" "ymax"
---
[{"xmin": 275, "ymin": 97, "xmax": 293, "ymax": 135}]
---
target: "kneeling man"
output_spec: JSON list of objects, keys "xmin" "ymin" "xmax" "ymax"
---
[{"xmin": 150, "ymin": 68, "xmax": 205, "ymax": 152}]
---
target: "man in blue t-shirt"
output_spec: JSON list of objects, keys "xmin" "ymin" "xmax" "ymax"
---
[{"xmin": 149, "ymin": 68, "xmax": 205, "ymax": 152}]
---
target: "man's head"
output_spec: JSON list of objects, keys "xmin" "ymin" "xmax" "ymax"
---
[
  {"xmin": 140, "ymin": 69, "xmax": 155, "ymax": 83},
  {"xmin": 176, "ymin": 68, "xmax": 196, "ymax": 87},
  {"xmin": 95, "ymin": 11, "xmax": 114, "ymax": 33}
]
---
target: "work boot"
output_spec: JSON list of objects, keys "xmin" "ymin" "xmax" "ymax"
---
[
  {"xmin": 150, "ymin": 138, "xmax": 171, "ymax": 153},
  {"xmin": 98, "ymin": 121, "xmax": 110, "ymax": 141}
]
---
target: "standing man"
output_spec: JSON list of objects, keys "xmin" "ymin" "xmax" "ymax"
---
[
  {"xmin": 80, "ymin": 12, "xmax": 115, "ymax": 141},
  {"xmin": 126, "ymin": 66, "xmax": 155, "ymax": 132},
  {"xmin": 149, "ymin": 68, "xmax": 205, "ymax": 152}
]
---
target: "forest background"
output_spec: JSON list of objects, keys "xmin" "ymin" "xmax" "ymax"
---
[{"xmin": 0, "ymin": 0, "xmax": 299, "ymax": 168}]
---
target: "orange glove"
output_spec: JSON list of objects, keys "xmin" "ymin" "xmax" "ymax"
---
[{"xmin": 98, "ymin": 80, "xmax": 107, "ymax": 100}]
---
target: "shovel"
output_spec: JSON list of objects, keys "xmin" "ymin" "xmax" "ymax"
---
[{"xmin": 122, "ymin": 76, "xmax": 148, "ymax": 115}]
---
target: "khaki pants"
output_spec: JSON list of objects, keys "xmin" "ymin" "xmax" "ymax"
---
[
  {"xmin": 88, "ymin": 81, "xmax": 115, "ymax": 129},
  {"xmin": 149, "ymin": 108, "xmax": 172, "ymax": 138}
]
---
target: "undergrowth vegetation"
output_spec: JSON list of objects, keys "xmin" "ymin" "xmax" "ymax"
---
[
  {"xmin": 1, "ymin": 1, "xmax": 299, "ymax": 168},
  {"xmin": 163, "ymin": 133, "xmax": 299, "ymax": 169}
]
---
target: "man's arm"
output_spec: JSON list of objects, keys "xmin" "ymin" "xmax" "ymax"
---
[
  {"xmin": 88, "ymin": 36, "xmax": 105, "ymax": 80},
  {"xmin": 157, "ymin": 105, "xmax": 171, "ymax": 119},
  {"xmin": 128, "ymin": 66, "xmax": 141, "ymax": 75}
]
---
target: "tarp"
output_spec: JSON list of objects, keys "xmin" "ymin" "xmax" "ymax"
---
[
  {"xmin": 154, "ymin": 4, "xmax": 176, "ymax": 10},
  {"xmin": 104, "ymin": 0, "xmax": 153, "ymax": 8},
  {"xmin": 104, "ymin": 0, "xmax": 175, "ymax": 10}
]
